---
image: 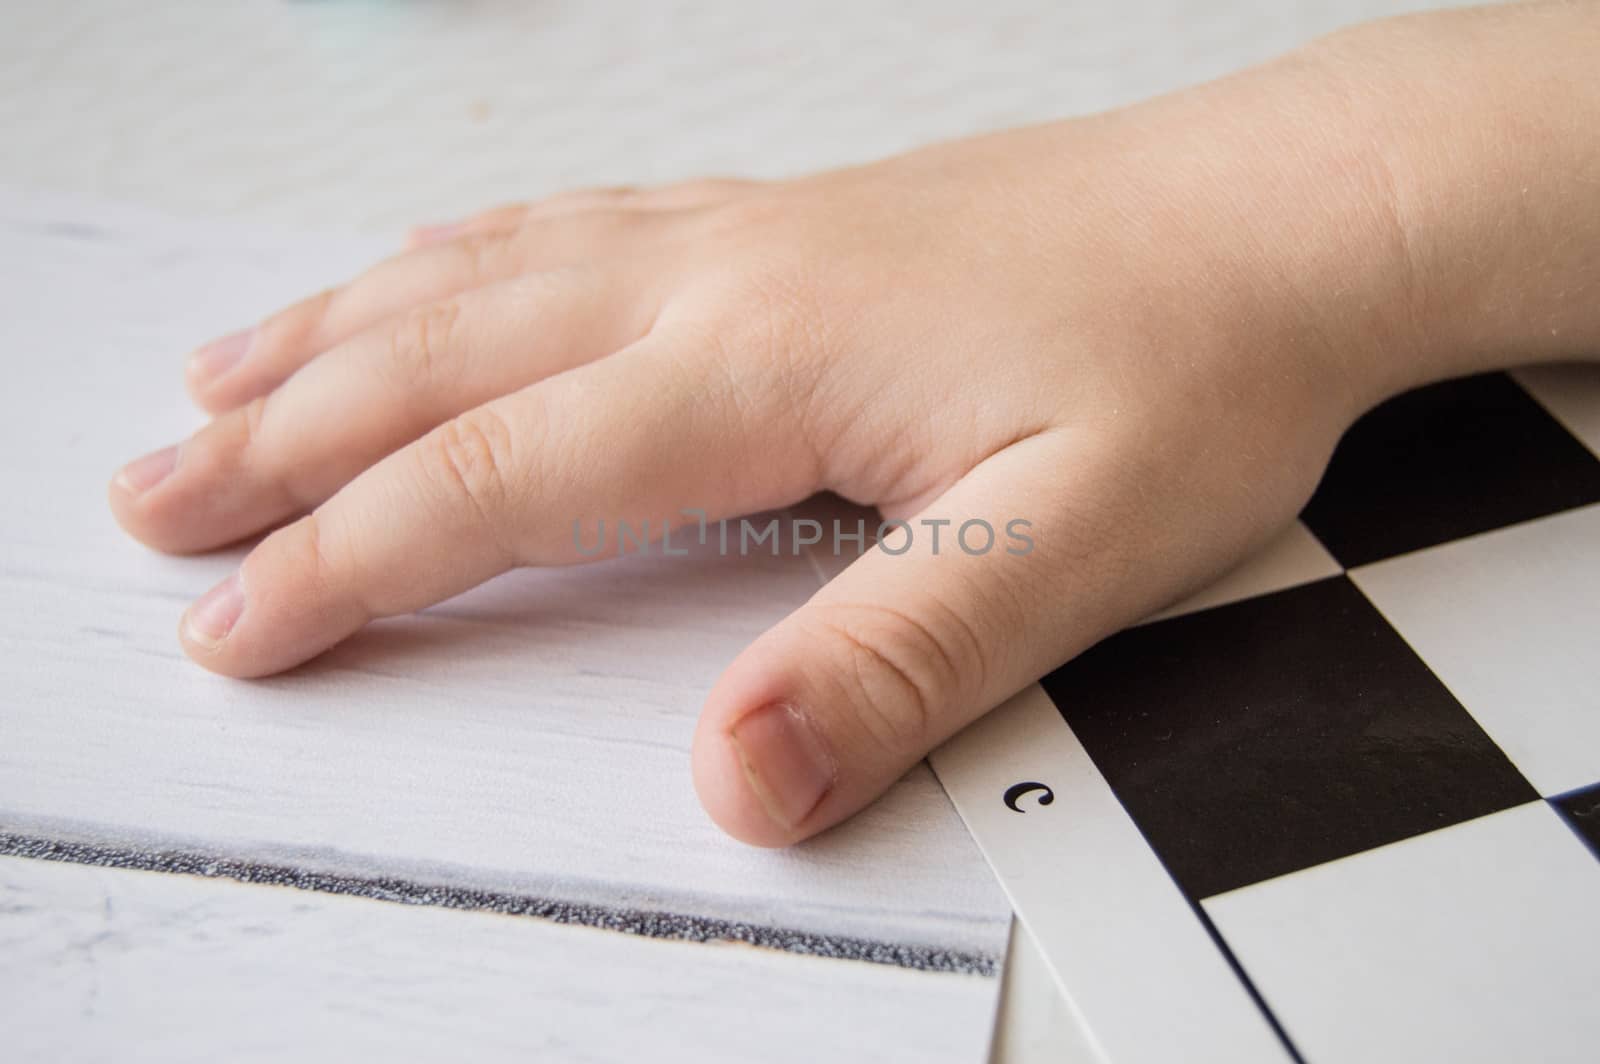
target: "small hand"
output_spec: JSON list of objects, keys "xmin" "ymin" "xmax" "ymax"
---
[{"xmin": 109, "ymin": 8, "xmax": 1599, "ymax": 845}]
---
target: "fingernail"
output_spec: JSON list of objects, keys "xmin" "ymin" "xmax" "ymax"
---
[
  {"xmin": 114, "ymin": 445, "xmax": 179, "ymax": 495},
  {"xmin": 183, "ymin": 572, "xmax": 244, "ymax": 649},
  {"xmin": 407, "ymin": 222, "xmax": 463, "ymax": 248},
  {"xmin": 729, "ymin": 702, "xmax": 835, "ymax": 831},
  {"xmin": 187, "ymin": 328, "xmax": 254, "ymax": 385}
]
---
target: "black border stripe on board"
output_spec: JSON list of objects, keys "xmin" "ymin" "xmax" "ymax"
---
[
  {"xmin": 1187, "ymin": 899, "xmax": 1308, "ymax": 1064},
  {"xmin": 0, "ymin": 830, "xmax": 997, "ymax": 977}
]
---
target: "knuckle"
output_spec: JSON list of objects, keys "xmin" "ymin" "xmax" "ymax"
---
[
  {"xmin": 416, "ymin": 408, "xmax": 520, "ymax": 553},
  {"xmin": 239, "ymin": 394, "xmax": 271, "ymax": 451},
  {"xmin": 561, "ymin": 184, "xmax": 637, "ymax": 204},
  {"xmin": 692, "ymin": 248, "xmax": 826, "ymax": 385},
  {"xmin": 504, "ymin": 206, "xmax": 647, "ymax": 262},
  {"xmin": 522, "ymin": 185, "xmax": 637, "ymax": 218},
  {"xmin": 263, "ymin": 287, "xmax": 335, "ymax": 345},
  {"xmin": 673, "ymin": 297, "xmax": 827, "ymax": 500},
  {"xmin": 468, "ymin": 203, "xmax": 529, "ymax": 229},
  {"xmin": 732, "ymin": 266, "xmax": 834, "ymax": 479},
  {"xmin": 388, "ymin": 301, "xmax": 461, "ymax": 387},
  {"xmin": 687, "ymin": 201, "xmax": 835, "ymax": 379},
  {"xmin": 656, "ymin": 176, "xmax": 753, "ymax": 203},
  {"xmin": 264, "ymin": 511, "xmax": 377, "ymax": 622},
  {"xmin": 446, "ymin": 230, "xmax": 510, "ymax": 287},
  {"xmin": 233, "ymin": 394, "xmax": 315, "ymax": 510},
  {"xmin": 809, "ymin": 601, "xmax": 972, "ymax": 754},
  {"xmin": 702, "ymin": 192, "xmax": 787, "ymax": 237},
  {"xmin": 291, "ymin": 512, "xmax": 344, "ymax": 598},
  {"xmin": 296, "ymin": 511, "xmax": 339, "ymax": 594}
]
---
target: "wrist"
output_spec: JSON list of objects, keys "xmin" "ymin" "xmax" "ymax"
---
[
  {"xmin": 1082, "ymin": 41, "xmax": 1439, "ymax": 424},
  {"xmin": 1088, "ymin": 4, "xmax": 1600, "ymax": 422},
  {"xmin": 1303, "ymin": 7, "xmax": 1600, "ymax": 392}
]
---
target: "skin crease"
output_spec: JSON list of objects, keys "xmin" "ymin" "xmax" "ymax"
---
[{"xmin": 109, "ymin": 4, "xmax": 1600, "ymax": 846}]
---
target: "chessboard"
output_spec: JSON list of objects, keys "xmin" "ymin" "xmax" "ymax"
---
[{"xmin": 935, "ymin": 364, "xmax": 1600, "ymax": 1064}]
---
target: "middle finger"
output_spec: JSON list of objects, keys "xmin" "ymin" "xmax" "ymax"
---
[{"xmin": 115, "ymin": 265, "xmax": 659, "ymax": 554}]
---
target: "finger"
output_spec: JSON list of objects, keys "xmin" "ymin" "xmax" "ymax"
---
[
  {"xmin": 186, "ymin": 209, "xmax": 679, "ymax": 414},
  {"xmin": 405, "ymin": 179, "xmax": 758, "ymax": 249},
  {"xmin": 115, "ymin": 267, "xmax": 657, "ymax": 555},
  {"xmin": 404, "ymin": 190, "xmax": 640, "ymax": 248},
  {"xmin": 692, "ymin": 431, "xmax": 1207, "ymax": 846},
  {"xmin": 175, "ymin": 325, "xmax": 815, "ymax": 677}
]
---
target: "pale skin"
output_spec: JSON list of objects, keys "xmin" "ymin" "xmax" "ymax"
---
[{"xmin": 109, "ymin": 3, "xmax": 1599, "ymax": 846}]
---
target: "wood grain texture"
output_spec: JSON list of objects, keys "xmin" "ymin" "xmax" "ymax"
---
[
  {"xmin": 0, "ymin": 189, "xmax": 1011, "ymax": 960},
  {"xmin": 0, "ymin": 0, "xmax": 1453, "ymax": 1057},
  {"xmin": 0, "ymin": 1, "xmax": 1454, "ymax": 233},
  {"xmin": 0, "ymin": 855, "xmax": 996, "ymax": 1063}
]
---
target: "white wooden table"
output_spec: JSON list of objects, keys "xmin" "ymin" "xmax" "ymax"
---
[{"xmin": 0, "ymin": 2, "xmax": 1448, "ymax": 1060}]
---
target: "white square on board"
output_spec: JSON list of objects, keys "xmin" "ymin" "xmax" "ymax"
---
[
  {"xmin": 1350, "ymin": 503, "xmax": 1600, "ymax": 796},
  {"xmin": 1205, "ymin": 801, "xmax": 1600, "ymax": 1064}
]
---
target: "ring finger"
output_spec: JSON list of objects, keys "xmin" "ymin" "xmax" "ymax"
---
[
  {"xmin": 116, "ymin": 265, "xmax": 662, "ymax": 554},
  {"xmin": 186, "ymin": 207, "xmax": 684, "ymax": 414}
]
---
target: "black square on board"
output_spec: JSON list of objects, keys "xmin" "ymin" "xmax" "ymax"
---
[
  {"xmin": 1551, "ymin": 782, "xmax": 1600, "ymax": 863},
  {"xmin": 1299, "ymin": 372, "xmax": 1600, "ymax": 567},
  {"xmin": 1043, "ymin": 576, "xmax": 1538, "ymax": 900}
]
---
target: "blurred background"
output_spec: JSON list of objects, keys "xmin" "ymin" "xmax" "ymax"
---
[{"xmin": 1, "ymin": 0, "xmax": 1451, "ymax": 235}]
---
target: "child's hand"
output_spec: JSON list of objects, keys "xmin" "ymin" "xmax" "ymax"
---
[{"xmin": 108, "ymin": 5, "xmax": 1599, "ymax": 845}]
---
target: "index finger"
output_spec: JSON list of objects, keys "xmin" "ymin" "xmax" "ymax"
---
[{"xmin": 179, "ymin": 326, "xmax": 814, "ymax": 677}]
